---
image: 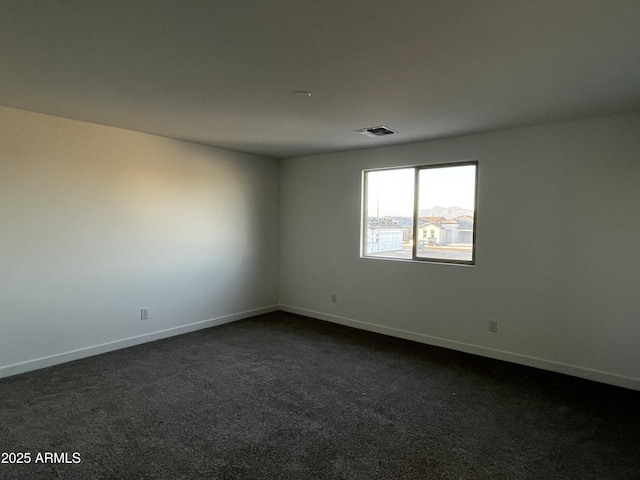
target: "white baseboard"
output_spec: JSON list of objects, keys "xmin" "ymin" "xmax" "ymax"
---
[
  {"xmin": 0, "ymin": 305, "xmax": 279, "ymax": 380},
  {"xmin": 279, "ymin": 304, "xmax": 640, "ymax": 391},
  {"xmin": 5, "ymin": 304, "xmax": 638, "ymax": 391}
]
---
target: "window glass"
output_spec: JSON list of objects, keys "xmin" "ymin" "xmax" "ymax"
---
[
  {"xmin": 364, "ymin": 168, "xmax": 413, "ymax": 259},
  {"xmin": 363, "ymin": 162, "xmax": 477, "ymax": 264},
  {"xmin": 417, "ymin": 164, "xmax": 476, "ymax": 262}
]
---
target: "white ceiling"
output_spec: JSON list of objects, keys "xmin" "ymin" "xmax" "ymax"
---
[{"xmin": 1, "ymin": 1, "xmax": 639, "ymax": 159}]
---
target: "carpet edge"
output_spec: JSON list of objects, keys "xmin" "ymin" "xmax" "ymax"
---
[
  {"xmin": 0, "ymin": 305, "xmax": 280, "ymax": 380},
  {"xmin": 279, "ymin": 304, "xmax": 640, "ymax": 391}
]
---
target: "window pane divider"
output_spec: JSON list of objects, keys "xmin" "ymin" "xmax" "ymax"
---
[{"xmin": 411, "ymin": 167, "xmax": 419, "ymax": 260}]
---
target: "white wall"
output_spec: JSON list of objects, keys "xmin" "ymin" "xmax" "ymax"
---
[
  {"xmin": 2, "ymin": 106, "xmax": 638, "ymax": 390},
  {"xmin": 279, "ymin": 113, "xmax": 640, "ymax": 390},
  {"xmin": 0, "ymin": 106, "xmax": 280, "ymax": 377}
]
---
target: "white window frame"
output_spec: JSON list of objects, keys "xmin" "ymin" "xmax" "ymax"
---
[{"xmin": 361, "ymin": 161, "xmax": 478, "ymax": 265}]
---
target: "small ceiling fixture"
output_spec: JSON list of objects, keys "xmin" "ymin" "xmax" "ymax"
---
[
  {"xmin": 355, "ymin": 126, "xmax": 397, "ymax": 137},
  {"xmin": 291, "ymin": 91, "xmax": 312, "ymax": 97}
]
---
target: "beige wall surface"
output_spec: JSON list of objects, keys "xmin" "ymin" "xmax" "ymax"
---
[{"xmin": 0, "ymin": 106, "xmax": 280, "ymax": 375}]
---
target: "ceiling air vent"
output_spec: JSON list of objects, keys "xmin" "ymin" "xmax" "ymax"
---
[{"xmin": 355, "ymin": 126, "xmax": 397, "ymax": 137}]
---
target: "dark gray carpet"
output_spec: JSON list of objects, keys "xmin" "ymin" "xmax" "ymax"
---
[{"xmin": 1, "ymin": 311, "xmax": 638, "ymax": 479}]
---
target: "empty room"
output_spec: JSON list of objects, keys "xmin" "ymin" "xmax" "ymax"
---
[{"xmin": 1, "ymin": 1, "xmax": 639, "ymax": 479}]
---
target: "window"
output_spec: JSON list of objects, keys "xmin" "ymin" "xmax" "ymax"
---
[{"xmin": 362, "ymin": 161, "xmax": 477, "ymax": 264}]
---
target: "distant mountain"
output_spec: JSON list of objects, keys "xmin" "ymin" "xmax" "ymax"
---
[{"xmin": 419, "ymin": 206, "xmax": 473, "ymax": 219}]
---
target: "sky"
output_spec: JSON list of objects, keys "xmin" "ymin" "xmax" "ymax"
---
[{"xmin": 366, "ymin": 165, "xmax": 476, "ymax": 217}]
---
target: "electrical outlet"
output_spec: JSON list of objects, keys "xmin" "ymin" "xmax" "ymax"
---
[
  {"xmin": 141, "ymin": 309, "xmax": 149, "ymax": 320},
  {"xmin": 331, "ymin": 293, "xmax": 337, "ymax": 303},
  {"xmin": 489, "ymin": 320, "xmax": 498, "ymax": 333}
]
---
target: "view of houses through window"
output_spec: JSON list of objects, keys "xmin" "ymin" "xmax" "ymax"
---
[{"xmin": 363, "ymin": 162, "xmax": 477, "ymax": 264}]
